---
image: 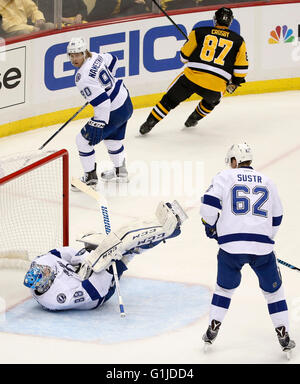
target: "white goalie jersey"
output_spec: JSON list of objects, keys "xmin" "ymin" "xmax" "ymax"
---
[
  {"xmin": 30, "ymin": 247, "xmax": 115, "ymax": 311},
  {"xmin": 75, "ymin": 52, "xmax": 128, "ymax": 124},
  {"xmin": 200, "ymin": 167, "xmax": 283, "ymax": 255},
  {"xmin": 25, "ymin": 202, "xmax": 187, "ymax": 312}
]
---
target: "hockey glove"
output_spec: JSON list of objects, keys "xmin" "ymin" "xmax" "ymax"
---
[
  {"xmin": 201, "ymin": 218, "xmax": 218, "ymax": 241},
  {"xmin": 226, "ymin": 77, "xmax": 246, "ymax": 94},
  {"xmin": 226, "ymin": 82, "xmax": 238, "ymax": 94},
  {"xmin": 81, "ymin": 118, "xmax": 106, "ymax": 146}
]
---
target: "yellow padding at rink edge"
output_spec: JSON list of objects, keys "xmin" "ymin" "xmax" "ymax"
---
[{"xmin": 0, "ymin": 77, "xmax": 300, "ymax": 138}]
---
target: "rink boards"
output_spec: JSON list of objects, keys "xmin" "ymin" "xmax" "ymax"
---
[{"xmin": 0, "ymin": 2, "xmax": 300, "ymax": 137}]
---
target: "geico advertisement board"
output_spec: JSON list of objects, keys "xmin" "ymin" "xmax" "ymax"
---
[
  {"xmin": 42, "ymin": 9, "xmax": 252, "ymax": 97},
  {"xmin": 42, "ymin": 3, "xmax": 300, "ymax": 99},
  {"xmin": 1, "ymin": 3, "xmax": 299, "ymax": 125},
  {"xmin": 1, "ymin": 7, "xmax": 254, "ymax": 123},
  {"xmin": 0, "ymin": 46, "xmax": 26, "ymax": 110}
]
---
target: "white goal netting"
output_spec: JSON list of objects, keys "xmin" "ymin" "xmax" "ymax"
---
[{"xmin": 0, "ymin": 150, "xmax": 69, "ymax": 266}]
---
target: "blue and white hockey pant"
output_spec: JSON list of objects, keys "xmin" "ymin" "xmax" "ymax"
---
[
  {"xmin": 209, "ymin": 249, "xmax": 290, "ymax": 330},
  {"xmin": 76, "ymin": 95, "xmax": 133, "ymax": 172}
]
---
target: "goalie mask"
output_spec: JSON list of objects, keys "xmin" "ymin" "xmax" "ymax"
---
[{"xmin": 24, "ymin": 263, "xmax": 56, "ymax": 293}]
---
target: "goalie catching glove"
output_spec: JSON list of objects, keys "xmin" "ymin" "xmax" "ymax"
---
[{"xmin": 78, "ymin": 200, "xmax": 188, "ymax": 277}]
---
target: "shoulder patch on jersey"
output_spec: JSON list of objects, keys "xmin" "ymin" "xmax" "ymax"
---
[
  {"xmin": 56, "ymin": 293, "xmax": 66, "ymax": 304},
  {"xmin": 75, "ymin": 72, "xmax": 81, "ymax": 83}
]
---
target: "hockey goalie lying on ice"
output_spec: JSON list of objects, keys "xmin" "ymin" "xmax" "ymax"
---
[{"xmin": 23, "ymin": 201, "xmax": 187, "ymax": 311}]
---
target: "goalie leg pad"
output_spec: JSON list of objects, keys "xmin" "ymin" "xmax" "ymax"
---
[
  {"xmin": 83, "ymin": 232, "xmax": 123, "ymax": 273},
  {"xmin": 76, "ymin": 232, "xmax": 106, "ymax": 251},
  {"xmin": 156, "ymin": 200, "xmax": 187, "ymax": 233},
  {"xmin": 79, "ymin": 201, "xmax": 187, "ymax": 274},
  {"xmin": 114, "ymin": 201, "xmax": 187, "ymax": 253}
]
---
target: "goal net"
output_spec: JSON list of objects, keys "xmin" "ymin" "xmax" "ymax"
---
[{"xmin": 0, "ymin": 149, "xmax": 69, "ymax": 268}]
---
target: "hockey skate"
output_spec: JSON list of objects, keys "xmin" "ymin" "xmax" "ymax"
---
[
  {"xmin": 139, "ymin": 115, "xmax": 157, "ymax": 135},
  {"xmin": 100, "ymin": 160, "xmax": 129, "ymax": 183},
  {"xmin": 202, "ymin": 319, "xmax": 221, "ymax": 350},
  {"xmin": 275, "ymin": 326, "xmax": 296, "ymax": 360},
  {"xmin": 71, "ymin": 165, "xmax": 98, "ymax": 192},
  {"xmin": 184, "ymin": 111, "xmax": 201, "ymax": 128}
]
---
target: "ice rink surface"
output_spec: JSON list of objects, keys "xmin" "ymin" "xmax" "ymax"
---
[{"xmin": 0, "ymin": 91, "xmax": 300, "ymax": 364}]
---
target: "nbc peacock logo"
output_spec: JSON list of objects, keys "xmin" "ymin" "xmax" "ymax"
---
[{"xmin": 268, "ymin": 25, "xmax": 295, "ymax": 44}]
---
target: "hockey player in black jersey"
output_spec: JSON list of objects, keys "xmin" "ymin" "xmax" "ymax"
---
[{"xmin": 140, "ymin": 7, "xmax": 248, "ymax": 135}]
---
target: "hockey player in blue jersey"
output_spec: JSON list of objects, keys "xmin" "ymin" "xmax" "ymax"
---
[
  {"xmin": 23, "ymin": 201, "xmax": 187, "ymax": 311},
  {"xmin": 67, "ymin": 37, "xmax": 133, "ymax": 188},
  {"xmin": 200, "ymin": 143, "xmax": 295, "ymax": 356}
]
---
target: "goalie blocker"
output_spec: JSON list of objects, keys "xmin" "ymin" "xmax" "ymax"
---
[{"xmin": 78, "ymin": 200, "xmax": 188, "ymax": 278}]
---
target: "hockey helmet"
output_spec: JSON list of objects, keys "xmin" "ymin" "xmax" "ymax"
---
[
  {"xmin": 67, "ymin": 37, "xmax": 87, "ymax": 55},
  {"xmin": 225, "ymin": 143, "xmax": 253, "ymax": 166},
  {"xmin": 214, "ymin": 7, "xmax": 234, "ymax": 27},
  {"xmin": 24, "ymin": 262, "xmax": 55, "ymax": 292}
]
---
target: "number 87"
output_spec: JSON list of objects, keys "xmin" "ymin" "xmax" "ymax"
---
[{"xmin": 200, "ymin": 35, "xmax": 233, "ymax": 66}]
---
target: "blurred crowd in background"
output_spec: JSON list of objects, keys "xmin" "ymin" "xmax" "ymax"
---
[{"xmin": 0, "ymin": 0, "xmax": 265, "ymax": 39}]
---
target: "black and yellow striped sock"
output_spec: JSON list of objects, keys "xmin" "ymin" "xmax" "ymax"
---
[
  {"xmin": 195, "ymin": 100, "xmax": 214, "ymax": 120},
  {"xmin": 149, "ymin": 102, "xmax": 170, "ymax": 123}
]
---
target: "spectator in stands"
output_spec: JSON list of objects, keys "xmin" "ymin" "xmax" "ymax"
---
[
  {"xmin": 0, "ymin": 0, "xmax": 54, "ymax": 37},
  {"xmin": 0, "ymin": 14, "xmax": 6, "ymax": 37},
  {"xmin": 87, "ymin": 0, "xmax": 119, "ymax": 22},
  {"xmin": 119, "ymin": 0, "xmax": 151, "ymax": 16},
  {"xmin": 36, "ymin": 0, "xmax": 88, "ymax": 26},
  {"xmin": 161, "ymin": 0, "xmax": 200, "ymax": 10}
]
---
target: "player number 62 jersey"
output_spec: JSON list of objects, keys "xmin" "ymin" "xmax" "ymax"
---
[{"xmin": 200, "ymin": 167, "xmax": 283, "ymax": 255}]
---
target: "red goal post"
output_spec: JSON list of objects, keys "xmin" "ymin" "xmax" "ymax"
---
[{"xmin": 0, "ymin": 149, "xmax": 69, "ymax": 265}]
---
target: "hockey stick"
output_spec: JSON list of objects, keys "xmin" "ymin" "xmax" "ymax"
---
[
  {"xmin": 277, "ymin": 258, "xmax": 300, "ymax": 273},
  {"xmin": 39, "ymin": 102, "xmax": 89, "ymax": 150},
  {"xmin": 71, "ymin": 177, "xmax": 126, "ymax": 317},
  {"xmin": 151, "ymin": 0, "xmax": 188, "ymax": 40}
]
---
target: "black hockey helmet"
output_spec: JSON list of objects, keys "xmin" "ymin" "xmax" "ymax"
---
[{"xmin": 214, "ymin": 7, "xmax": 234, "ymax": 27}]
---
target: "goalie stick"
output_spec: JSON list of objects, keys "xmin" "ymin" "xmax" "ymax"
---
[{"xmin": 71, "ymin": 177, "xmax": 126, "ymax": 318}]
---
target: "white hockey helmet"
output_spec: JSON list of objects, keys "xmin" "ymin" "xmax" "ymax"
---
[
  {"xmin": 67, "ymin": 37, "xmax": 87, "ymax": 55},
  {"xmin": 225, "ymin": 143, "xmax": 253, "ymax": 165}
]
